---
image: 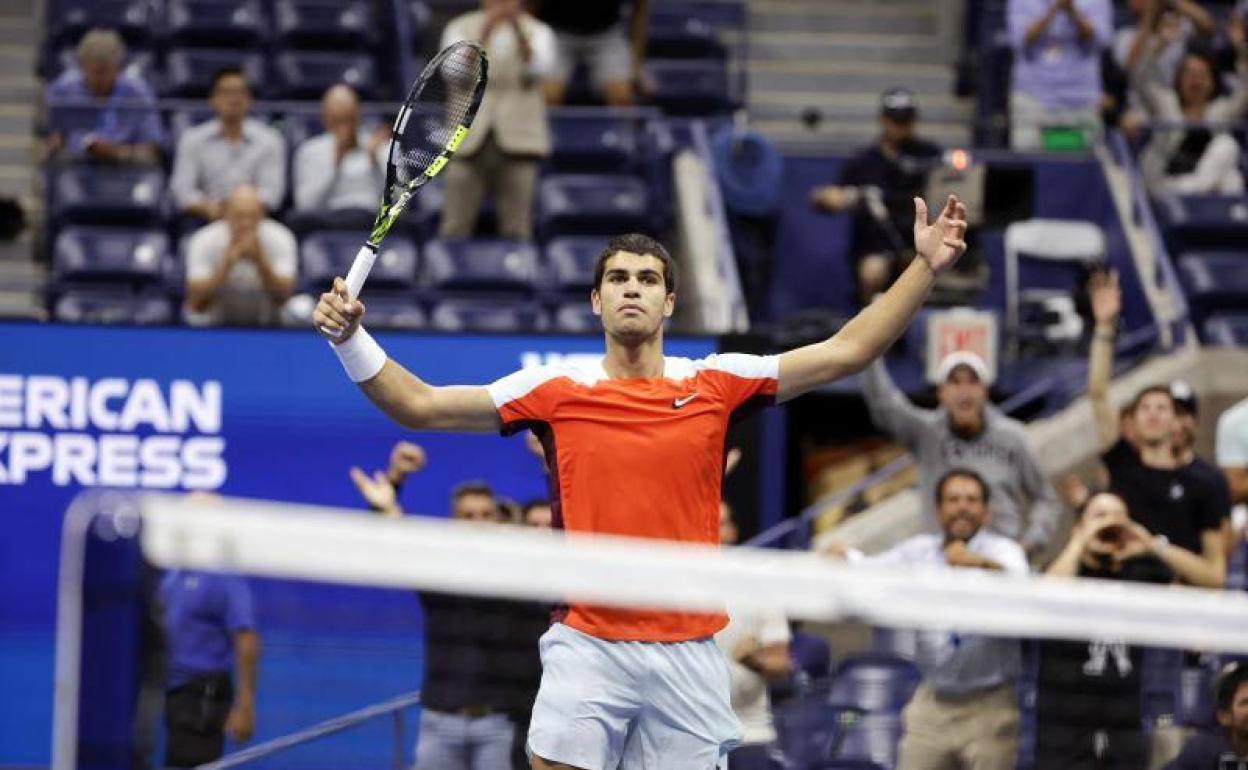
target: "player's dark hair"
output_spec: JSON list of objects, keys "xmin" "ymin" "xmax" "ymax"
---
[
  {"xmin": 451, "ymin": 479, "xmax": 494, "ymax": 503},
  {"xmin": 210, "ymin": 66, "xmax": 250, "ymax": 93},
  {"xmin": 935, "ymin": 468, "xmax": 990, "ymax": 505},
  {"xmin": 593, "ymin": 234, "xmax": 678, "ymax": 294},
  {"xmin": 1130, "ymin": 385, "xmax": 1175, "ymax": 414}
]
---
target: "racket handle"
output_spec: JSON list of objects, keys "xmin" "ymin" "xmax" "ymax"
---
[{"xmin": 344, "ymin": 245, "xmax": 378, "ymax": 299}]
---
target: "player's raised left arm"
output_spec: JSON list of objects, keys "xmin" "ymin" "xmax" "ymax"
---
[{"xmin": 776, "ymin": 194, "xmax": 967, "ymax": 402}]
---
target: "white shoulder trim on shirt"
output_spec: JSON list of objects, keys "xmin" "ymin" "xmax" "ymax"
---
[
  {"xmin": 695, "ymin": 353, "xmax": 780, "ymax": 380},
  {"xmin": 486, "ymin": 358, "xmax": 604, "ymax": 410}
]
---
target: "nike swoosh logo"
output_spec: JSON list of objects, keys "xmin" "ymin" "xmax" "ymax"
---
[{"xmin": 672, "ymin": 393, "xmax": 699, "ymax": 409}]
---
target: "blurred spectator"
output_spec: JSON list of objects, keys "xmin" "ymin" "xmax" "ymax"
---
[
  {"xmin": 825, "ymin": 470, "xmax": 1026, "ymax": 770},
  {"xmin": 1162, "ymin": 661, "xmax": 1248, "ymax": 769},
  {"xmin": 1038, "ymin": 492, "xmax": 1174, "ymax": 770},
  {"xmin": 862, "ymin": 351, "xmax": 1062, "ymax": 557},
  {"xmin": 171, "ymin": 68, "xmax": 286, "ymax": 220},
  {"xmin": 1133, "ymin": 22, "xmax": 1248, "ymax": 195},
  {"xmin": 811, "ymin": 89, "xmax": 941, "ymax": 306},
  {"xmin": 537, "ymin": 0, "xmax": 649, "ymax": 107},
  {"xmin": 350, "ymin": 440, "xmax": 427, "ymax": 516},
  {"xmin": 439, "ymin": 0, "xmax": 555, "ymax": 241},
  {"xmin": 1088, "ymin": 270, "xmax": 1228, "ymax": 587},
  {"xmin": 159, "ymin": 494, "xmax": 259, "ymax": 768},
  {"xmin": 292, "ymin": 85, "xmax": 388, "ymax": 221},
  {"xmin": 1217, "ymin": 396, "xmax": 1248, "ymax": 505},
  {"xmin": 1007, "ymin": 0, "xmax": 1113, "ymax": 151},
  {"xmin": 43, "ymin": 28, "xmax": 163, "ymax": 164},
  {"xmin": 1170, "ymin": 380, "xmax": 1235, "ymax": 548},
  {"xmin": 521, "ymin": 499, "xmax": 553, "ymax": 528},
  {"xmin": 715, "ymin": 500, "xmax": 791, "ymax": 770},
  {"xmin": 184, "ymin": 185, "xmax": 297, "ymax": 327},
  {"xmin": 1115, "ymin": 0, "xmax": 1214, "ymax": 107}
]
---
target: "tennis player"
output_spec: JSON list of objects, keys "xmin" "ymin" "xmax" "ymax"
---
[{"xmin": 314, "ymin": 195, "xmax": 968, "ymax": 770}]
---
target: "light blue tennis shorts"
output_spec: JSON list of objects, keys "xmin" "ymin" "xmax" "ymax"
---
[{"xmin": 527, "ymin": 622, "xmax": 742, "ymax": 770}]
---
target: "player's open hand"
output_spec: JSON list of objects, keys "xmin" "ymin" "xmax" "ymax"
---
[
  {"xmin": 913, "ymin": 194, "xmax": 968, "ymax": 275},
  {"xmin": 314, "ymin": 277, "xmax": 365, "ymax": 343}
]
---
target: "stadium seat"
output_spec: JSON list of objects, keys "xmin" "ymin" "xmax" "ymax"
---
[
  {"xmin": 810, "ymin": 761, "xmax": 887, "ymax": 770},
  {"xmin": 430, "ymin": 299, "xmax": 547, "ymax": 332},
  {"xmin": 1141, "ymin": 648, "xmax": 1184, "ymax": 726},
  {"xmin": 301, "ymin": 232, "xmax": 418, "ymax": 292},
  {"xmin": 359, "ymin": 292, "xmax": 426, "ymax": 330},
  {"xmin": 1178, "ymin": 252, "xmax": 1248, "ymax": 317},
  {"xmin": 545, "ymin": 236, "xmax": 604, "ymax": 296},
  {"xmin": 833, "ymin": 713, "xmax": 903, "ymax": 769},
  {"xmin": 50, "ymin": 165, "xmax": 166, "ymax": 226},
  {"xmin": 422, "ymin": 239, "xmax": 541, "ymax": 295},
  {"xmin": 539, "ymin": 174, "xmax": 650, "ymax": 236},
  {"xmin": 646, "ymin": 59, "xmax": 732, "ymax": 115},
  {"xmin": 46, "ymin": 0, "xmax": 155, "ymax": 48},
  {"xmin": 791, "ymin": 629, "xmax": 833, "ymax": 681},
  {"xmin": 274, "ymin": 0, "xmax": 375, "ymax": 49},
  {"xmin": 871, "ymin": 627, "xmax": 919, "ymax": 660},
  {"xmin": 827, "ymin": 654, "xmax": 922, "ymax": 712},
  {"xmin": 166, "ymin": 0, "xmax": 267, "ymax": 47},
  {"xmin": 1203, "ymin": 313, "xmax": 1248, "ymax": 346},
  {"xmin": 551, "ymin": 303, "xmax": 600, "ymax": 333},
  {"xmin": 774, "ymin": 698, "xmax": 861, "ymax": 770},
  {"xmin": 548, "ymin": 114, "xmax": 640, "ymax": 172},
  {"xmin": 1176, "ymin": 664, "xmax": 1218, "ymax": 729},
  {"xmin": 1153, "ymin": 194, "xmax": 1248, "ymax": 252},
  {"xmin": 647, "ymin": 10, "xmax": 727, "ymax": 59},
  {"xmin": 53, "ymin": 287, "xmax": 172, "ymax": 325},
  {"xmin": 164, "ymin": 49, "xmax": 266, "ymax": 98},
  {"xmin": 53, "ymin": 227, "xmax": 169, "ymax": 285},
  {"xmin": 273, "ymin": 51, "xmax": 379, "ymax": 101},
  {"xmin": 1003, "ymin": 219, "xmax": 1105, "ymax": 350}
]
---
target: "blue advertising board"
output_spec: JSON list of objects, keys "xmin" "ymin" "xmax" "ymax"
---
[{"xmin": 0, "ymin": 321, "xmax": 716, "ymax": 766}]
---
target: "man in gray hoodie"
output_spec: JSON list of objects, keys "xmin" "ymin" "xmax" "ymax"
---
[{"xmin": 862, "ymin": 350, "xmax": 1061, "ymax": 556}]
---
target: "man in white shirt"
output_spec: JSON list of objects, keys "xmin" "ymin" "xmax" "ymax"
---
[
  {"xmin": 1218, "ymin": 396, "xmax": 1248, "ymax": 507},
  {"xmin": 439, "ymin": 0, "xmax": 556, "ymax": 240},
  {"xmin": 714, "ymin": 501, "xmax": 791, "ymax": 770},
  {"xmin": 292, "ymin": 85, "xmax": 388, "ymax": 219},
  {"xmin": 184, "ymin": 185, "xmax": 297, "ymax": 327},
  {"xmin": 825, "ymin": 468, "xmax": 1027, "ymax": 770}
]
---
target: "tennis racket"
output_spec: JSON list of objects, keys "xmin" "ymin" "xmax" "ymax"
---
[{"xmin": 324, "ymin": 40, "xmax": 488, "ymax": 335}]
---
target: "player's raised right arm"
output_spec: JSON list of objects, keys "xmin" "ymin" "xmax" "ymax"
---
[{"xmin": 314, "ymin": 278, "xmax": 502, "ymax": 433}]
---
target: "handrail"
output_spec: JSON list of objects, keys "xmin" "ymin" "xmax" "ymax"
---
[{"xmin": 193, "ymin": 690, "xmax": 422, "ymax": 770}]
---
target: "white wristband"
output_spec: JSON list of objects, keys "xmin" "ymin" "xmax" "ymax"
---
[{"xmin": 330, "ymin": 327, "xmax": 387, "ymax": 383}]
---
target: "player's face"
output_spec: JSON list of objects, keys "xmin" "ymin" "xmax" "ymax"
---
[
  {"xmin": 1133, "ymin": 392, "xmax": 1176, "ymax": 445},
  {"xmin": 453, "ymin": 492, "xmax": 502, "ymax": 523},
  {"xmin": 936, "ymin": 476, "xmax": 988, "ymax": 542},
  {"xmin": 938, "ymin": 368, "xmax": 987, "ymax": 433},
  {"xmin": 591, "ymin": 251, "xmax": 675, "ymax": 342}
]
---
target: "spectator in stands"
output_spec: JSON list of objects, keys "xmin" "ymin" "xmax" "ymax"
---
[
  {"xmin": 824, "ymin": 469, "xmax": 1026, "ymax": 770},
  {"xmin": 292, "ymin": 85, "xmax": 388, "ymax": 225},
  {"xmin": 810, "ymin": 88, "xmax": 941, "ymax": 306},
  {"xmin": 349, "ymin": 440, "xmax": 427, "ymax": 516},
  {"xmin": 1170, "ymin": 380, "xmax": 1235, "ymax": 546},
  {"xmin": 159, "ymin": 495, "xmax": 259, "ymax": 768},
  {"xmin": 439, "ymin": 0, "xmax": 556, "ymax": 241},
  {"xmin": 1163, "ymin": 661, "xmax": 1248, "ymax": 769},
  {"xmin": 1218, "ymin": 396, "xmax": 1248, "ymax": 505},
  {"xmin": 521, "ymin": 499, "xmax": 553, "ymax": 528},
  {"xmin": 184, "ymin": 185, "xmax": 297, "ymax": 327},
  {"xmin": 43, "ymin": 28, "xmax": 163, "ymax": 164},
  {"xmin": 1114, "ymin": 0, "xmax": 1214, "ymax": 111},
  {"xmin": 1088, "ymin": 269, "xmax": 1228, "ymax": 587},
  {"xmin": 861, "ymin": 350, "xmax": 1062, "ymax": 557},
  {"xmin": 714, "ymin": 500, "xmax": 791, "ymax": 770},
  {"xmin": 1038, "ymin": 491, "xmax": 1174, "ymax": 770},
  {"xmin": 171, "ymin": 68, "xmax": 286, "ymax": 221},
  {"xmin": 1007, "ymin": 0, "xmax": 1114, "ymax": 151},
  {"xmin": 537, "ymin": 0, "xmax": 649, "ymax": 107}
]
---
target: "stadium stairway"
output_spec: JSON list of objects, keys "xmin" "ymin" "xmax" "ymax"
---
[
  {"xmin": 0, "ymin": 0, "xmax": 45, "ymax": 320},
  {"xmin": 743, "ymin": 0, "xmax": 972, "ymax": 151}
]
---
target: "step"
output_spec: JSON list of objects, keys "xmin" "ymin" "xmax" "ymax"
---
[
  {"xmin": 748, "ymin": 9, "xmax": 938, "ymax": 35},
  {"xmin": 748, "ymin": 34, "xmax": 944, "ymax": 65},
  {"xmin": 748, "ymin": 66, "xmax": 954, "ymax": 95},
  {"xmin": 753, "ymin": 118, "xmax": 972, "ymax": 152},
  {"xmin": 749, "ymin": 91, "xmax": 970, "ymax": 123}
]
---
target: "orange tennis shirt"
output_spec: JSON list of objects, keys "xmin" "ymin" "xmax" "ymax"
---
[{"xmin": 486, "ymin": 353, "xmax": 780, "ymax": 642}]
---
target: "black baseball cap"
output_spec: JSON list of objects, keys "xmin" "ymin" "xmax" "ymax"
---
[
  {"xmin": 1170, "ymin": 380, "xmax": 1198, "ymax": 415},
  {"xmin": 881, "ymin": 88, "xmax": 918, "ymax": 122}
]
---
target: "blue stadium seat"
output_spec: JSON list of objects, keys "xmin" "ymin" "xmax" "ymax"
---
[
  {"xmin": 551, "ymin": 303, "xmax": 600, "ymax": 333},
  {"xmin": 359, "ymin": 292, "xmax": 426, "ymax": 330},
  {"xmin": 646, "ymin": 59, "xmax": 732, "ymax": 115},
  {"xmin": 539, "ymin": 174, "xmax": 650, "ymax": 236},
  {"xmin": 1177, "ymin": 664, "xmax": 1218, "ymax": 729},
  {"xmin": 274, "ymin": 0, "xmax": 375, "ymax": 49},
  {"xmin": 647, "ymin": 10, "xmax": 727, "ymax": 59},
  {"xmin": 1178, "ymin": 252, "xmax": 1248, "ymax": 316},
  {"xmin": 166, "ymin": 0, "xmax": 267, "ymax": 47},
  {"xmin": 545, "ymin": 236, "xmax": 604, "ymax": 296},
  {"xmin": 47, "ymin": 0, "xmax": 155, "ymax": 48},
  {"xmin": 53, "ymin": 287, "xmax": 172, "ymax": 325},
  {"xmin": 164, "ymin": 49, "xmax": 266, "ymax": 98},
  {"xmin": 834, "ymin": 713, "xmax": 903, "ymax": 769},
  {"xmin": 53, "ymin": 227, "xmax": 169, "ymax": 285},
  {"xmin": 1203, "ymin": 313, "xmax": 1248, "ymax": 346},
  {"xmin": 548, "ymin": 114, "xmax": 640, "ymax": 172},
  {"xmin": 871, "ymin": 627, "xmax": 919, "ymax": 660},
  {"xmin": 810, "ymin": 761, "xmax": 887, "ymax": 770},
  {"xmin": 301, "ymin": 232, "xmax": 418, "ymax": 291},
  {"xmin": 774, "ymin": 698, "xmax": 861, "ymax": 770},
  {"xmin": 1154, "ymin": 194, "xmax": 1248, "ymax": 252},
  {"xmin": 430, "ymin": 299, "xmax": 547, "ymax": 332},
  {"xmin": 50, "ymin": 165, "xmax": 165, "ymax": 226},
  {"xmin": 792, "ymin": 629, "xmax": 833, "ymax": 682},
  {"xmin": 827, "ymin": 654, "xmax": 922, "ymax": 712},
  {"xmin": 274, "ymin": 51, "xmax": 379, "ymax": 100},
  {"xmin": 1141, "ymin": 648, "xmax": 1184, "ymax": 726},
  {"xmin": 422, "ymin": 239, "xmax": 541, "ymax": 295}
]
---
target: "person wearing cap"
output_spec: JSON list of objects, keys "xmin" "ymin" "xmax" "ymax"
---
[
  {"xmin": 1087, "ymin": 270, "xmax": 1228, "ymax": 588},
  {"xmin": 1171, "ymin": 380, "xmax": 1235, "ymax": 533},
  {"xmin": 1217, "ymin": 396, "xmax": 1248, "ymax": 506},
  {"xmin": 1007, "ymin": 0, "xmax": 1113, "ymax": 151},
  {"xmin": 861, "ymin": 348, "xmax": 1062, "ymax": 557},
  {"xmin": 1162, "ymin": 662, "xmax": 1248, "ymax": 769},
  {"xmin": 811, "ymin": 88, "xmax": 942, "ymax": 306}
]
